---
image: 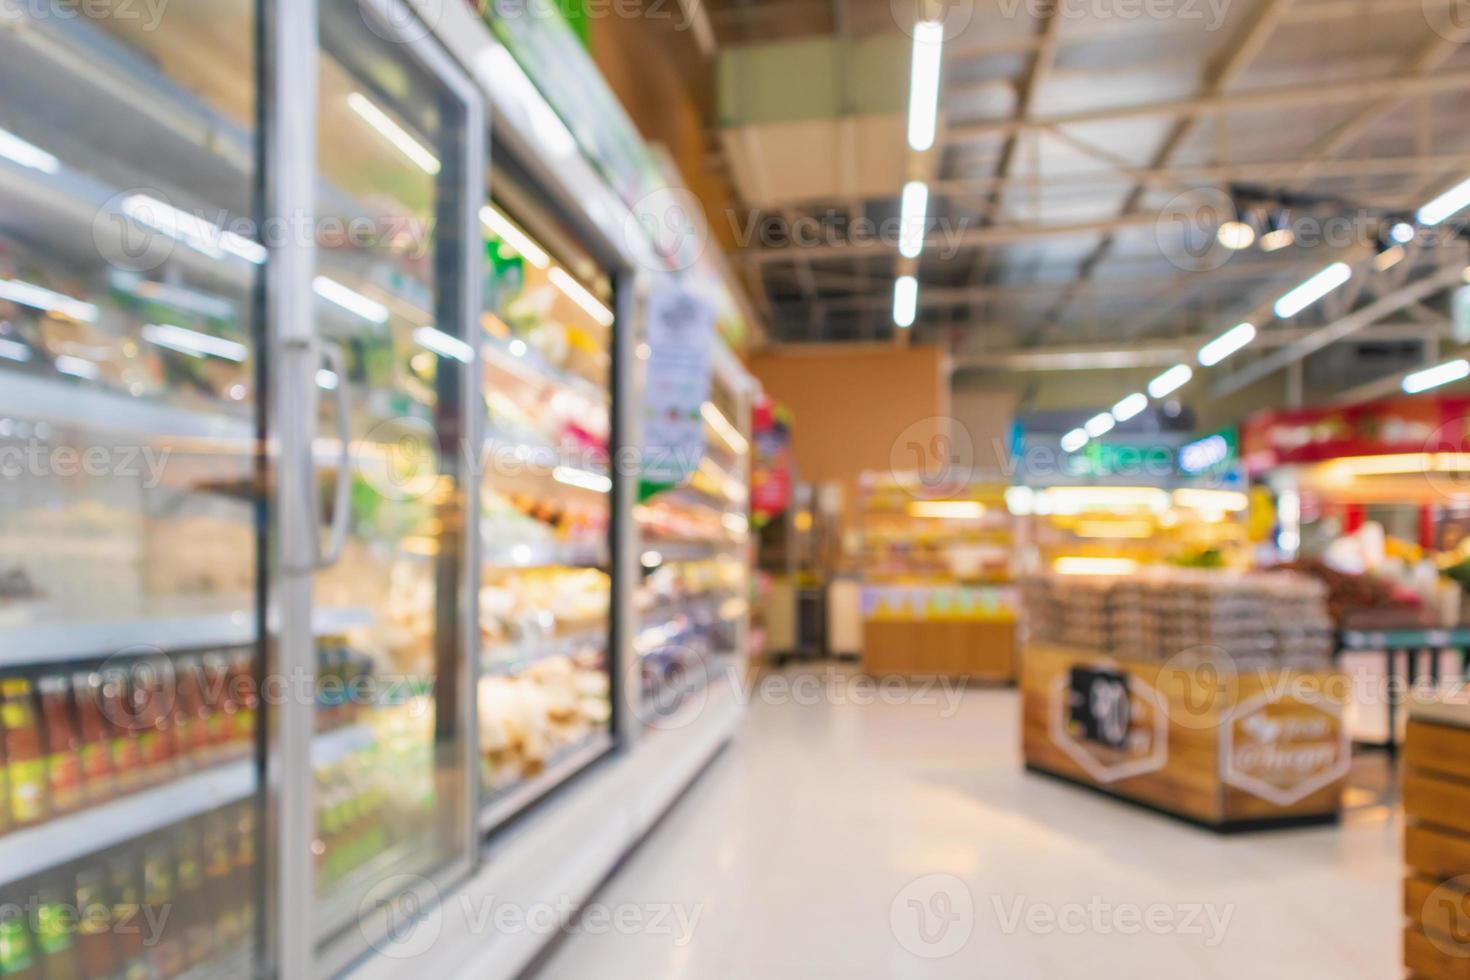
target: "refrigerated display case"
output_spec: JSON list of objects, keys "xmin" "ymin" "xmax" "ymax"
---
[
  {"xmin": 0, "ymin": 5, "xmax": 271, "ymax": 978},
  {"xmin": 475, "ymin": 161, "xmax": 617, "ymax": 832},
  {"xmin": 635, "ymin": 353, "xmax": 754, "ymax": 721}
]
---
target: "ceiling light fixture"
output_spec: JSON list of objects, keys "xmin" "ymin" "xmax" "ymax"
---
[
  {"xmin": 1111, "ymin": 392, "xmax": 1148, "ymax": 422},
  {"xmin": 480, "ymin": 206, "xmax": 550, "ymax": 268},
  {"xmin": 1148, "ymin": 363, "xmax": 1193, "ymax": 399},
  {"xmin": 1060, "ymin": 428, "xmax": 1089, "ymax": 453},
  {"xmin": 1216, "ymin": 221, "xmax": 1255, "ymax": 250},
  {"xmin": 142, "ymin": 323, "xmax": 248, "ymax": 362},
  {"xmin": 413, "ymin": 326, "xmax": 475, "ymax": 364},
  {"xmin": 1273, "ymin": 262, "xmax": 1351, "ymax": 318},
  {"xmin": 1403, "ymin": 358, "xmax": 1470, "ymax": 394},
  {"xmin": 1418, "ymin": 177, "xmax": 1470, "ymax": 226},
  {"xmin": 547, "ymin": 266, "xmax": 614, "ymax": 326},
  {"xmin": 0, "ymin": 126, "xmax": 59, "ymax": 174},
  {"xmin": 899, "ymin": 181, "xmax": 928, "ymax": 259},
  {"xmin": 1259, "ymin": 227, "xmax": 1293, "ymax": 252},
  {"xmin": 314, "ymin": 276, "xmax": 390, "ymax": 324},
  {"xmin": 906, "ymin": 20, "xmax": 944, "ymax": 152},
  {"xmin": 1389, "ymin": 221, "xmax": 1416, "ymax": 245},
  {"xmin": 893, "ymin": 275, "xmax": 918, "ymax": 328},
  {"xmin": 1084, "ymin": 412, "xmax": 1115, "ymax": 438},
  {"xmin": 1197, "ymin": 321, "xmax": 1256, "ymax": 366},
  {"xmin": 347, "ymin": 92, "xmax": 441, "ymax": 175}
]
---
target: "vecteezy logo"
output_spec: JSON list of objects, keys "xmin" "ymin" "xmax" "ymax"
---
[
  {"xmin": 623, "ymin": 187, "xmax": 709, "ymax": 272},
  {"xmin": 889, "ymin": 0, "xmax": 975, "ymax": 40},
  {"xmin": 1155, "ymin": 186, "xmax": 1238, "ymax": 272},
  {"xmin": 889, "ymin": 417, "xmax": 976, "ymax": 496},
  {"xmin": 1424, "ymin": 0, "xmax": 1470, "ymax": 43},
  {"xmin": 890, "ymin": 874, "xmax": 974, "ymax": 958},
  {"xmin": 360, "ymin": 874, "xmax": 441, "ymax": 959},
  {"xmin": 359, "ymin": 0, "xmax": 443, "ymax": 44},
  {"xmin": 355, "ymin": 416, "xmax": 441, "ymax": 503},
  {"xmin": 1423, "ymin": 875, "xmax": 1470, "ymax": 958},
  {"xmin": 1158, "ymin": 646, "xmax": 1238, "ymax": 731},
  {"xmin": 1423, "ymin": 419, "xmax": 1470, "ymax": 503},
  {"xmin": 92, "ymin": 189, "xmax": 178, "ymax": 273}
]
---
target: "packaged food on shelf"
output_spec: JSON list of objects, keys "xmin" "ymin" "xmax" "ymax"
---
[{"xmin": 477, "ymin": 647, "xmax": 611, "ymax": 794}]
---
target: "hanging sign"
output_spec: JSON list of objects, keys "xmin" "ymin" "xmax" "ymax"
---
[
  {"xmin": 751, "ymin": 396, "xmax": 792, "ymax": 525},
  {"xmin": 640, "ymin": 286, "xmax": 715, "ymax": 500}
]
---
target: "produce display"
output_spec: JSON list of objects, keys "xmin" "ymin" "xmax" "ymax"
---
[{"xmin": 1022, "ymin": 568, "xmax": 1335, "ymax": 666}]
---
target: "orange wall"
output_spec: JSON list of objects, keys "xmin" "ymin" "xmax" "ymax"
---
[{"xmin": 748, "ymin": 345, "xmax": 951, "ymax": 502}]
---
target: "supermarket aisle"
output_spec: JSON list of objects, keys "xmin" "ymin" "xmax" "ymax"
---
[{"xmin": 530, "ymin": 666, "xmax": 1400, "ymax": 980}]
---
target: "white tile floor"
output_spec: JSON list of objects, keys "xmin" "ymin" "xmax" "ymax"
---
[{"xmin": 531, "ymin": 667, "xmax": 1402, "ymax": 979}]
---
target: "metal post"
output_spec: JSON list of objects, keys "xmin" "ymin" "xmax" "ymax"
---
[{"xmin": 263, "ymin": 0, "xmax": 319, "ymax": 974}]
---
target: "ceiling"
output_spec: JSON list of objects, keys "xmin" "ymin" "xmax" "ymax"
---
[{"xmin": 697, "ymin": 0, "xmax": 1470, "ymax": 412}]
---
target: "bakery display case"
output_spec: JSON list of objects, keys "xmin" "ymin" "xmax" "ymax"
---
[
  {"xmin": 635, "ymin": 360, "xmax": 753, "ymax": 723},
  {"xmin": 475, "ymin": 164, "xmax": 616, "ymax": 831},
  {"xmin": 0, "ymin": 6, "xmax": 271, "ymax": 977}
]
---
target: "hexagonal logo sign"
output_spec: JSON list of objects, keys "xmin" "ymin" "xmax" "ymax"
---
[
  {"xmin": 1223, "ymin": 690, "xmax": 1350, "ymax": 807},
  {"xmin": 1049, "ymin": 665, "xmax": 1169, "ymax": 784}
]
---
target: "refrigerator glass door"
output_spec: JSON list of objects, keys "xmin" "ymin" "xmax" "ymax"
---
[
  {"xmin": 0, "ymin": 5, "xmax": 269, "ymax": 978},
  {"xmin": 311, "ymin": 0, "xmax": 477, "ymax": 958}
]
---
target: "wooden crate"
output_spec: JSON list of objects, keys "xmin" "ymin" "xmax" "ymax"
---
[
  {"xmin": 1404, "ymin": 717, "xmax": 1470, "ymax": 977},
  {"xmin": 1021, "ymin": 643, "xmax": 1348, "ymax": 830},
  {"xmin": 861, "ymin": 618, "xmax": 1016, "ymax": 681}
]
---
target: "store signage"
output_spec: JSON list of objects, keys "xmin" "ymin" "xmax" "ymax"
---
[
  {"xmin": 1068, "ymin": 666, "xmax": 1131, "ymax": 748},
  {"xmin": 1065, "ymin": 441, "xmax": 1175, "ymax": 479},
  {"xmin": 1177, "ymin": 428, "xmax": 1237, "ymax": 477},
  {"xmin": 640, "ymin": 285, "xmax": 715, "ymax": 497},
  {"xmin": 1222, "ymin": 691, "xmax": 1350, "ymax": 807},
  {"xmin": 751, "ymin": 396, "xmax": 792, "ymax": 524},
  {"xmin": 1240, "ymin": 396, "xmax": 1470, "ymax": 471},
  {"xmin": 1050, "ymin": 665, "xmax": 1168, "ymax": 783}
]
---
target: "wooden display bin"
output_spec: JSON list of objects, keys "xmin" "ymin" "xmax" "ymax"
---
[
  {"xmin": 862, "ymin": 617, "xmax": 1017, "ymax": 681},
  {"xmin": 1021, "ymin": 643, "xmax": 1349, "ymax": 831},
  {"xmin": 1403, "ymin": 705, "xmax": 1470, "ymax": 977}
]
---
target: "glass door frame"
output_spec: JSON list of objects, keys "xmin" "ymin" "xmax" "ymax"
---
[{"xmin": 265, "ymin": 0, "xmax": 485, "ymax": 976}]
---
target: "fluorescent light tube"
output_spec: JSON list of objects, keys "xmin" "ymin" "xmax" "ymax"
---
[
  {"xmin": 907, "ymin": 20, "xmax": 944, "ymax": 151},
  {"xmin": 142, "ymin": 323, "xmax": 248, "ymax": 362},
  {"xmin": 1418, "ymin": 177, "xmax": 1470, "ymax": 226},
  {"xmin": 314, "ymin": 276, "xmax": 389, "ymax": 324},
  {"xmin": 0, "ymin": 338, "xmax": 32, "ymax": 362},
  {"xmin": 1060, "ymin": 428, "xmax": 1089, "ymax": 453},
  {"xmin": 1403, "ymin": 358, "xmax": 1470, "ymax": 394},
  {"xmin": 547, "ymin": 266, "xmax": 614, "ymax": 326},
  {"xmin": 480, "ymin": 206, "xmax": 550, "ymax": 269},
  {"xmin": 413, "ymin": 326, "xmax": 474, "ymax": 364},
  {"xmin": 1111, "ymin": 392, "xmax": 1148, "ymax": 422},
  {"xmin": 899, "ymin": 181, "xmax": 928, "ymax": 259},
  {"xmin": 0, "ymin": 278, "xmax": 98, "ymax": 323},
  {"xmin": 1084, "ymin": 412, "xmax": 1115, "ymax": 438},
  {"xmin": 0, "ymin": 126, "xmax": 59, "ymax": 174},
  {"xmin": 347, "ymin": 92, "xmax": 441, "ymax": 176},
  {"xmin": 1148, "ymin": 363, "xmax": 1193, "ymax": 399},
  {"xmin": 893, "ymin": 275, "xmax": 917, "ymax": 328},
  {"xmin": 1273, "ymin": 263, "xmax": 1351, "ymax": 318},
  {"xmin": 702, "ymin": 402, "xmax": 749, "ymax": 455},
  {"xmin": 121, "ymin": 194, "xmax": 265, "ymax": 265},
  {"xmin": 1197, "ymin": 321, "xmax": 1256, "ymax": 366},
  {"xmin": 552, "ymin": 465, "xmax": 612, "ymax": 493},
  {"xmin": 54, "ymin": 355, "xmax": 98, "ymax": 380}
]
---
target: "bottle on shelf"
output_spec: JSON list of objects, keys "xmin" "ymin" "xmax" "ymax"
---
[
  {"xmin": 38, "ymin": 676, "xmax": 82, "ymax": 817},
  {"xmin": 1, "ymin": 679, "xmax": 48, "ymax": 830},
  {"xmin": 132, "ymin": 661, "xmax": 179, "ymax": 785},
  {"xmin": 174, "ymin": 823, "xmax": 213, "ymax": 969},
  {"xmin": 100, "ymin": 669, "xmax": 145, "ymax": 795},
  {"xmin": 141, "ymin": 838, "xmax": 182, "ymax": 978},
  {"xmin": 0, "ymin": 889, "xmax": 39, "ymax": 980},
  {"xmin": 73, "ymin": 864, "xmax": 119, "ymax": 980},
  {"xmin": 227, "ymin": 652, "xmax": 257, "ymax": 754},
  {"xmin": 70, "ymin": 672, "xmax": 115, "ymax": 807},
  {"xmin": 33, "ymin": 873, "xmax": 81, "ymax": 980},
  {"xmin": 106, "ymin": 846, "xmax": 149, "ymax": 980},
  {"xmin": 0, "ymin": 722, "xmax": 10, "ymax": 838}
]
